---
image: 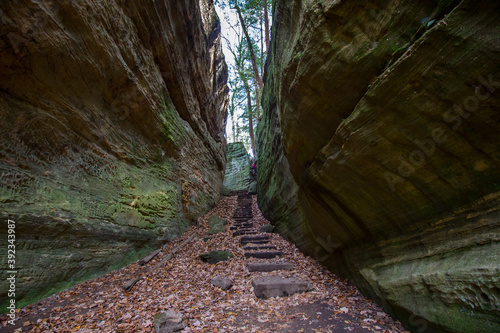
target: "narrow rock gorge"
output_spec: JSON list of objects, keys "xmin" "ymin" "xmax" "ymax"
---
[
  {"xmin": 258, "ymin": 0, "xmax": 500, "ymax": 332},
  {"xmin": 0, "ymin": 0, "xmax": 228, "ymax": 309},
  {"xmin": 1, "ymin": 0, "xmax": 499, "ymax": 331}
]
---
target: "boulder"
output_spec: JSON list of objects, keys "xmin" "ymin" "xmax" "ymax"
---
[
  {"xmin": 207, "ymin": 216, "xmax": 228, "ymax": 235},
  {"xmin": 154, "ymin": 310, "xmax": 186, "ymax": 333},
  {"xmin": 248, "ymin": 181, "xmax": 257, "ymax": 195},
  {"xmin": 222, "ymin": 143, "xmax": 251, "ymax": 193},
  {"xmin": 260, "ymin": 224, "xmax": 274, "ymax": 233},
  {"xmin": 199, "ymin": 251, "xmax": 234, "ymax": 264},
  {"xmin": 210, "ymin": 275, "xmax": 233, "ymax": 290}
]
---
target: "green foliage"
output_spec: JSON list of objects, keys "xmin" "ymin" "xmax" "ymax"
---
[{"xmin": 218, "ymin": 0, "xmax": 271, "ymax": 154}]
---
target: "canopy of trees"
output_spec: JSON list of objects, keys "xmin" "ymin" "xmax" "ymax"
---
[{"xmin": 217, "ymin": 0, "xmax": 271, "ymax": 157}]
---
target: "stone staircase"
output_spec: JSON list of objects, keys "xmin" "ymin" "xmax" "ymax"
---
[{"xmin": 234, "ymin": 193, "xmax": 313, "ymax": 299}]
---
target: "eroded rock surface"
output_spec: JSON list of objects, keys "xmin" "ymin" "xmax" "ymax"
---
[
  {"xmin": 222, "ymin": 142, "xmax": 250, "ymax": 194},
  {"xmin": 258, "ymin": 0, "xmax": 500, "ymax": 331},
  {"xmin": 0, "ymin": 0, "xmax": 227, "ymax": 308}
]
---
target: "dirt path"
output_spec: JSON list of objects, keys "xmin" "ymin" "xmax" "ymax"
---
[{"xmin": 1, "ymin": 195, "xmax": 409, "ymax": 332}]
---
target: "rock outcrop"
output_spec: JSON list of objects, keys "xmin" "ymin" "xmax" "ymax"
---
[
  {"xmin": 258, "ymin": 0, "xmax": 500, "ymax": 332},
  {"xmin": 0, "ymin": 0, "xmax": 228, "ymax": 309},
  {"xmin": 222, "ymin": 142, "xmax": 250, "ymax": 194}
]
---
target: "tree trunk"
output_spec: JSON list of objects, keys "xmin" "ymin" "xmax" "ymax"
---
[
  {"xmin": 260, "ymin": 11, "xmax": 264, "ymax": 76},
  {"xmin": 246, "ymin": 88, "xmax": 256, "ymax": 157},
  {"xmin": 239, "ymin": 70, "xmax": 256, "ymax": 156},
  {"xmin": 254, "ymin": 81, "xmax": 261, "ymax": 120},
  {"xmin": 263, "ymin": 0, "xmax": 270, "ymax": 51},
  {"xmin": 230, "ymin": 95, "xmax": 237, "ymax": 142},
  {"xmin": 235, "ymin": 4, "xmax": 264, "ymax": 90}
]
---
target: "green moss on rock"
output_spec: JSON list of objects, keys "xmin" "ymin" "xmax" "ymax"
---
[
  {"xmin": 222, "ymin": 143, "xmax": 251, "ymax": 193},
  {"xmin": 199, "ymin": 250, "xmax": 234, "ymax": 264},
  {"xmin": 207, "ymin": 215, "xmax": 228, "ymax": 235}
]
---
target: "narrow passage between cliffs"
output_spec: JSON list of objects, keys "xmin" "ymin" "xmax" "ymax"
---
[{"xmin": 1, "ymin": 194, "xmax": 409, "ymax": 332}]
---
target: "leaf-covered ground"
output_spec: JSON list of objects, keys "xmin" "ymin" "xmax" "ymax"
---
[{"xmin": 1, "ymin": 195, "xmax": 409, "ymax": 332}]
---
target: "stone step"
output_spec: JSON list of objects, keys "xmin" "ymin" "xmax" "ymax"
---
[
  {"xmin": 247, "ymin": 262, "xmax": 294, "ymax": 272},
  {"xmin": 233, "ymin": 223, "xmax": 253, "ymax": 227},
  {"xmin": 233, "ymin": 215, "xmax": 253, "ymax": 218},
  {"xmin": 252, "ymin": 276, "xmax": 313, "ymax": 299},
  {"xmin": 230, "ymin": 226, "xmax": 253, "ymax": 230},
  {"xmin": 241, "ymin": 240, "xmax": 269, "ymax": 245},
  {"xmin": 233, "ymin": 231, "xmax": 258, "ymax": 237},
  {"xmin": 240, "ymin": 235, "xmax": 268, "ymax": 241},
  {"xmin": 244, "ymin": 251, "xmax": 283, "ymax": 259},
  {"xmin": 243, "ymin": 245, "xmax": 277, "ymax": 250},
  {"xmin": 241, "ymin": 236, "xmax": 269, "ymax": 245}
]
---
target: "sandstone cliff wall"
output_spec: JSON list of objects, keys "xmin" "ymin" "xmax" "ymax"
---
[
  {"xmin": 0, "ymin": 0, "xmax": 228, "ymax": 308},
  {"xmin": 258, "ymin": 0, "xmax": 500, "ymax": 331},
  {"xmin": 222, "ymin": 142, "xmax": 250, "ymax": 194}
]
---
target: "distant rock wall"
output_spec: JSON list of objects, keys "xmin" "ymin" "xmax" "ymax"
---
[
  {"xmin": 0, "ymin": 0, "xmax": 228, "ymax": 309},
  {"xmin": 258, "ymin": 0, "xmax": 500, "ymax": 332},
  {"xmin": 222, "ymin": 142, "xmax": 250, "ymax": 194}
]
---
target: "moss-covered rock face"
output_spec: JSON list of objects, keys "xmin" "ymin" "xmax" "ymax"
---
[
  {"xmin": 0, "ymin": 0, "xmax": 228, "ymax": 310},
  {"xmin": 258, "ymin": 0, "xmax": 500, "ymax": 332},
  {"xmin": 207, "ymin": 215, "xmax": 228, "ymax": 235},
  {"xmin": 222, "ymin": 143, "xmax": 251, "ymax": 194}
]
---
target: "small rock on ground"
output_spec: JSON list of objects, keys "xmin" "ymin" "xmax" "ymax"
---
[
  {"xmin": 154, "ymin": 309, "xmax": 185, "ymax": 333},
  {"xmin": 260, "ymin": 224, "xmax": 275, "ymax": 233},
  {"xmin": 199, "ymin": 250, "xmax": 234, "ymax": 264},
  {"xmin": 207, "ymin": 216, "xmax": 228, "ymax": 235},
  {"xmin": 210, "ymin": 275, "xmax": 233, "ymax": 290}
]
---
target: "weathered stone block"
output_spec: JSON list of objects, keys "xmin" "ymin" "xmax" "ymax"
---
[
  {"xmin": 233, "ymin": 231, "xmax": 258, "ymax": 237},
  {"xmin": 252, "ymin": 276, "xmax": 312, "ymax": 298},
  {"xmin": 222, "ymin": 143, "xmax": 251, "ymax": 193},
  {"xmin": 199, "ymin": 250, "xmax": 234, "ymax": 264},
  {"xmin": 244, "ymin": 251, "xmax": 283, "ymax": 259},
  {"xmin": 248, "ymin": 262, "xmax": 294, "ymax": 272},
  {"xmin": 154, "ymin": 310, "xmax": 186, "ymax": 332},
  {"xmin": 210, "ymin": 275, "xmax": 233, "ymax": 290},
  {"xmin": 207, "ymin": 216, "xmax": 228, "ymax": 235},
  {"xmin": 260, "ymin": 224, "xmax": 275, "ymax": 233}
]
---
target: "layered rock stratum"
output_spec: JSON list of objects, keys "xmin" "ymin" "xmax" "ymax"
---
[
  {"xmin": 0, "ymin": 0, "xmax": 228, "ymax": 308},
  {"xmin": 258, "ymin": 0, "xmax": 500, "ymax": 332},
  {"xmin": 222, "ymin": 142, "xmax": 251, "ymax": 194}
]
